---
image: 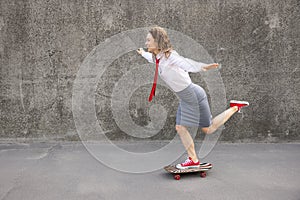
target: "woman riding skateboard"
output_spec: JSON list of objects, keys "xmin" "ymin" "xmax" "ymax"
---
[{"xmin": 137, "ymin": 26, "xmax": 249, "ymax": 169}]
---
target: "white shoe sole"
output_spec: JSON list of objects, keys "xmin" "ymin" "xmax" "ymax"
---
[
  {"xmin": 230, "ymin": 100, "xmax": 249, "ymax": 106},
  {"xmin": 176, "ymin": 164, "xmax": 200, "ymax": 170}
]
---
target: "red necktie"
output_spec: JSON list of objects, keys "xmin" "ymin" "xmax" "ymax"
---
[{"xmin": 148, "ymin": 58, "xmax": 160, "ymax": 102}]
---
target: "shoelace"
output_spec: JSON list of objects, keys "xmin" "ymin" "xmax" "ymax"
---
[{"xmin": 182, "ymin": 158, "xmax": 193, "ymax": 166}]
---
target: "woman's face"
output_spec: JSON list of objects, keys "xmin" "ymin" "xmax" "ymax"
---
[{"xmin": 145, "ymin": 33, "xmax": 158, "ymax": 53}]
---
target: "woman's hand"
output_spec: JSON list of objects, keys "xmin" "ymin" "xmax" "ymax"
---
[
  {"xmin": 202, "ymin": 63, "xmax": 219, "ymax": 71},
  {"xmin": 136, "ymin": 48, "xmax": 145, "ymax": 55}
]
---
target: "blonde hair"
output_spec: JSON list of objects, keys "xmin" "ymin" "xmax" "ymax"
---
[{"xmin": 149, "ymin": 26, "xmax": 173, "ymax": 58}]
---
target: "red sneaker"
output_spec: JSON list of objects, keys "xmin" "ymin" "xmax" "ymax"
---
[
  {"xmin": 176, "ymin": 157, "xmax": 200, "ymax": 169},
  {"xmin": 230, "ymin": 100, "xmax": 249, "ymax": 113}
]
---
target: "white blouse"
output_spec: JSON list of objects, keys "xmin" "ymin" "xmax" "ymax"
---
[{"xmin": 141, "ymin": 50, "xmax": 207, "ymax": 92}]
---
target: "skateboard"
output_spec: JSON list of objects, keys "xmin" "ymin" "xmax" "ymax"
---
[{"xmin": 164, "ymin": 163, "xmax": 212, "ymax": 180}]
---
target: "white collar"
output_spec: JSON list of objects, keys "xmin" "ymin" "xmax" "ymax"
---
[{"xmin": 156, "ymin": 51, "xmax": 164, "ymax": 60}]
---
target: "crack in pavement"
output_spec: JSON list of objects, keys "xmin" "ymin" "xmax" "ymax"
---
[{"xmin": 0, "ymin": 143, "xmax": 62, "ymax": 199}]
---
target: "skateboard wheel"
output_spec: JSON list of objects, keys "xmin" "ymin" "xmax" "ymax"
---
[
  {"xmin": 174, "ymin": 174, "xmax": 181, "ymax": 180},
  {"xmin": 200, "ymin": 171, "xmax": 206, "ymax": 178}
]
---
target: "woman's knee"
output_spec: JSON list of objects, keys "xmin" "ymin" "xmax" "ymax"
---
[
  {"xmin": 175, "ymin": 125, "xmax": 186, "ymax": 133},
  {"xmin": 201, "ymin": 127, "xmax": 210, "ymax": 134}
]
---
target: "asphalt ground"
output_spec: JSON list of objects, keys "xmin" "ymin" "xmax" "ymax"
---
[{"xmin": 0, "ymin": 142, "xmax": 299, "ymax": 200}]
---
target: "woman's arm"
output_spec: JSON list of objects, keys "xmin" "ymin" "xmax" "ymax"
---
[
  {"xmin": 201, "ymin": 63, "xmax": 219, "ymax": 71},
  {"xmin": 170, "ymin": 52, "xmax": 218, "ymax": 72},
  {"xmin": 136, "ymin": 48, "xmax": 154, "ymax": 63}
]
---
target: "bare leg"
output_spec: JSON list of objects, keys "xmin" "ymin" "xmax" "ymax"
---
[
  {"xmin": 202, "ymin": 106, "xmax": 238, "ymax": 134},
  {"xmin": 175, "ymin": 125, "xmax": 198, "ymax": 162},
  {"xmin": 176, "ymin": 106, "xmax": 239, "ymax": 162}
]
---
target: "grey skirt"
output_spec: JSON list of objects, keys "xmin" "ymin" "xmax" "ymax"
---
[{"xmin": 176, "ymin": 83, "xmax": 212, "ymax": 127}]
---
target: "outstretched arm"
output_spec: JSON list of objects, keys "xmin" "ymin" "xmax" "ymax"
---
[
  {"xmin": 184, "ymin": 58, "xmax": 219, "ymax": 72},
  {"xmin": 201, "ymin": 63, "xmax": 219, "ymax": 71},
  {"xmin": 171, "ymin": 52, "xmax": 219, "ymax": 72},
  {"xmin": 136, "ymin": 48, "xmax": 154, "ymax": 63}
]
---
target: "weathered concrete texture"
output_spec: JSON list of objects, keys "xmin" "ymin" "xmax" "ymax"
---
[{"xmin": 0, "ymin": 0, "xmax": 299, "ymax": 141}]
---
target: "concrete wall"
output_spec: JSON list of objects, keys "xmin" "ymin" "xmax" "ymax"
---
[{"xmin": 0, "ymin": 0, "xmax": 299, "ymax": 142}]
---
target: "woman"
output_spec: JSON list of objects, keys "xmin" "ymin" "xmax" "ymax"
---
[{"xmin": 137, "ymin": 26, "xmax": 249, "ymax": 169}]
